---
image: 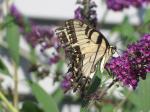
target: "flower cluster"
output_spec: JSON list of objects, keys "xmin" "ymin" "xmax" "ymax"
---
[
  {"xmin": 10, "ymin": 5, "xmax": 61, "ymax": 65},
  {"xmin": 25, "ymin": 25, "xmax": 60, "ymax": 65},
  {"xmin": 74, "ymin": 0, "xmax": 97, "ymax": 28},
  {"xmin": 25, "ymin": 25, "xmax": 53, "ymax": 47},
  {"xmin": 106, "ymin": 0, "xmax": 150, "ymax": 11},
  {"xmin": 106, "ymin": 34, "xmax": 150, "ymax": 89}
]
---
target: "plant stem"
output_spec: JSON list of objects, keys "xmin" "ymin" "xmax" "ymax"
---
[
  {"xmin": 13, "ymin": 62, "xmax": 19, "ymax": 111},
  {"xmin": 99, "ymin": 9, "xmax": 108, "ymax": 29},
  {"xmin": 6, "ymin": 0, "xmax": 9, "ymax": 13},
  {"xmin": 0, "ymin": 91, "xmax": 18, "ymax": 112},
  {"xmin": 99, "ymin": 79, "xmax": 117, "ymax": 99},
  {"xmin": 83, "ymin": 0, "xmax": 90, "ymax": 16},
  {"xmin": 83, "ymin": 0, "xmax": 90, "ymax": 22}
]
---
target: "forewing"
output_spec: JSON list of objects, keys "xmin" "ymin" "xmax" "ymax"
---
[{"xmin": 55, "ymin": 19, "xmax": 110, "ymax": 92}]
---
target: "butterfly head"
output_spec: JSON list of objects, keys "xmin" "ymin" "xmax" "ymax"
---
[{"xmin": 110, "ymin": 46, "xmax": 117, "ymax": 55}]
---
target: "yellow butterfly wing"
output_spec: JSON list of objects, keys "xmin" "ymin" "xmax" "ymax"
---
[
  {"xmin": 66, "ymin": 20, "xmax": 110, "ymax": 73},
  {"xmin": 56, "ymin": 19, "xmax": 112, "ymax": 91}
]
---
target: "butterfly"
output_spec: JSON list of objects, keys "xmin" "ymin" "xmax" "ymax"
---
[{"xmin": 56, "ymin": 19, "xmax": 116, "ymax": 92}]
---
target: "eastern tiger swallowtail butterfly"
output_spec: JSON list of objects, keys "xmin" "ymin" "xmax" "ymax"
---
[{"xmin": 56, "ymin": 19, "xmax": 116, "ymax": 92}]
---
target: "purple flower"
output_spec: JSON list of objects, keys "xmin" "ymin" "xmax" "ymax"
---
[
  {"xmin": 106, "ymin": 34, "xmax": 150, "ymax": 89},
  {"xmin": 106, "ymin": 0, "xmax": 125, "ymax": 11},
  {"xmin": 25, "ymin": 25, "xmax": 54, "ymax": 47},
  {"xmin": 74, "ymin": 0, "xmax": 97, "ymax": 28},
  {"xmin": 106, "ymin": 0, "xmax": 150, "ymax": 11},
  {"xmin": 74, "ymin": 7, "xmax": 84, "ymax": 21},
  {"xmin": 49, "ymin": 55, "xmax": 60, "ymax": 65},
  {"xmin": 61, "ymin": 72, "xmax": 73, "ymax": 92},
  {"xmin": 10, "ymin": 4, "xmax": 25, "ymax": 28},
  {"xmin": 25, "ymin": 25, "xmax": 61, "ymax": 65}
]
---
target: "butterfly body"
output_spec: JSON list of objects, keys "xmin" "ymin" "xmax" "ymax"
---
[{"xmin": 56, "ymin": 19, "xmax": 116, "ymax": 92}]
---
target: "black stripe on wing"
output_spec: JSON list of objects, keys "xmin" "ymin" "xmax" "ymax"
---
[
  {"xmin": 56, "ymin": 19, "xmax": 113, "ymax": 93},
  {"xmin": 85, "ymin": 26, "xmax": 91, "ymax": 35}
]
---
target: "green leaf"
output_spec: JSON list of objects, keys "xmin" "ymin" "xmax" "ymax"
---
[
  {"xmin": 87, "ymin": 75, "xmax": 101, "ymax": 95},
  {"xmin": 0, "ymin": 103, "xmax": 3, "ymax": 112},
  {"xmin": 80, "ymin": 107, "xmax": 89, "ymax": 112},
  {"xmin": 0, "ymin": 59, "xmax": 10, "ymax": 76},
  {"xmin": 22, "ymin": 17, "xmax": 31, "ymax": 33},
  {"xmin": 30, "ymin": 47, "xmax": 37, "ymax": 64},
  {"xmin": 112, "ymin": 17, "xmax": 137, "ymax": 44},
  {"xmin": 21, "ymin": 101, "xmax": 43, "ymax": 112},
  {"xmin": 144, "ymin": 8, "xmax": 150, "ymax": 23},
  {"xmin": 0, "ymin": 15, "xmax": 14, "ymax": 29},
  {"xmin": 29, "ymin": 82, "xmax": 59, "ymax": 112},
  {"xmin": 101, "ymin": 104, "xmax": 113, "ymax": 112},
  {"xmin": 6, "ymin": 21, "xmax": 20, "ymax": 65},
  {"xmin": 127, "ymin": 75, "xmax": 150, "ymax": 112},
  {"xmin": 138, "ymin": 8, "xmax": 150, "ymax": 34},
  {"xmin": 56, "ymin": 60, "xmax": 64, "ymax": 72},
  {"xmin": 80, "ymin": 67, "xmax": 102, "ymax": 108},
  {"xmin": 123, "ymin": 101, "xmax": 137, "ymax": 112},
  {"xmin": 87, "ymin": 66, "xmax": 101, "ymax": 94},
  {"xmin": 52, "ymin": 88, "xmax": 64, "ymax": 104}
]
